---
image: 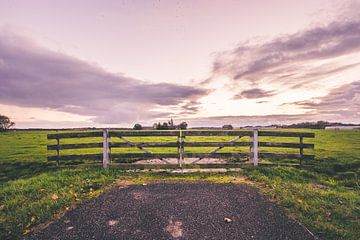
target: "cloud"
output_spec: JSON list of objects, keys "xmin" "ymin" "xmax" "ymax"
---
[
  {"xmin": 0, "ymin": 29, "xmax": 207, "ymax": 124},
  {"xmin": 287, "ymin": 81, "xmax": 360, "ymax": 122},
  {"xmin": 210, "ymin": 18, "xmax": 360, "ymax": 89},
  {"xmin": 233, "ymin": 88, "xmax": 275, "ymax": 99},
  {"xmin": 178, "ymin": 114, "xmax": 319, "ymax": 127}
]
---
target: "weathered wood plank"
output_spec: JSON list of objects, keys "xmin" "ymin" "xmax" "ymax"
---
[
  {"xmin": 183, "ymin": 152, "xmax": 250, "ymax": 158},
  {"xmin": 110, "ymin": 162, "xmax": 252, "ymax": 170},
  {"xmin": 118, "ymin": 136, "xmax": 152, "ymax": 154},
  {"xmin": 258, "ymin": 142, "xmax": 314, "ymax": 149},
  {"xmin": 47, "ymin": 142, "xmax": 314, "ymax": 151},
  {"xmin": 103, "ymin": 129, "xmax": 110, "ymax": 169},
  {"xmin": 48, "ymin": 130, "xmax": 314, "ymax": 138},
  {"xmin": 183, "ymin": 130, "xmax": 253, "ymax": 136},
  {"xmin": 183, "ymin": 142, "xmax": 251, "ymax": 147},
  {"xmin": 252, "ymin": 129, "xmax": 259, "ymax": 166},
  {"xmin": 55, "ymin": 137, "xmax": 60, "ymax": 166},
  {"xmin": 259, "ymin": 152, "xmax": 314, "ymax": 160},
  {"xmin": 110, "ymin": 131, "xmax": 180, "ymax": 137},
  {"xmin": 111, "ymin": 153, "xmax": 179, "ymax": 159},
  {"xmin": 258, "ymin": 131, "xmax": 315, "ymax": 138},
  {"xmin": 47, "ymin": 143, "xmax": 103, "ymax": 150},
  {"xmin": 47, "ymin": 131, "xmax": 103, "ymax": 139},
  {"xmin": 48, "ymin": 154, "xmax": 103, "ymax": 161},
  {"xmin": 110, "ymin": 142, "xmax": 179, "ymax": 148}
]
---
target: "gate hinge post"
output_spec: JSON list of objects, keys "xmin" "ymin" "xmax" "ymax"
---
[
  {"xmin": 251, "ymin": 129, "xmax": 259, "ymax": 166},
  {"xmin": 103, "ymin": 129, "xmax": 110, "ymax": 169}
]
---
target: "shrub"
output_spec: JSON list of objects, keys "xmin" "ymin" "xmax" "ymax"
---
[{"xmin": 133, "ymin": 123, "xmax": 143, "ymax": 130}]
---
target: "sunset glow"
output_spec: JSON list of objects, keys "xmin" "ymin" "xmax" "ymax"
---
[{"xmin": 0, "ymin": 0, "xmax": 359, "ymax": 128}]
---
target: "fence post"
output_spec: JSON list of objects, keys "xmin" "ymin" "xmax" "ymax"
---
[
  {"xmin": 56, "ymin": 136, "xmax": 60, "ymax": 166},
  {"xmin": 177, "ymin": 131, "xmax": 181, "ymax": 167},
  {"xmin": 177, "ymin": 130, "xmax": 184, "ymax": 168},
  {"xmin": 251, "ymin": 129, "xmax": 259, "ymax": 166},
  {"xmin": 299, "ymin": 136, "xmax": 303, "ymax": 165},
  {"xmin": 181, "ymin": 131, "xmax": 185, "ymax": 168},
  {"xmin": 103, "ymin": 129, "xmax": 110, "ymax": 169}
]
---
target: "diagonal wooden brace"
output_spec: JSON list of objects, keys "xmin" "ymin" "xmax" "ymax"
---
[
  {"xmin": 118, "ymin": 136, "xmax": 171, "ymax": 164},
  {"xmin": 190, "ymin": 135, "xmax": 242, "ymax": 164}
]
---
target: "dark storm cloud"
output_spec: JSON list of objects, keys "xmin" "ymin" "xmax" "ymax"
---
[
  {"xmin": 233, "ymin": 88, "xmax": 275, "ymax": 99},
  {"xmin": 0, "ymin": 30, "xmax": 207, "ymax": 123},
  {"xmin": 211, "ymin": 19, "xmax": 360, "ymax": 88}
]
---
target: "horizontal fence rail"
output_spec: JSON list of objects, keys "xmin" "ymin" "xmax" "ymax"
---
[{"xmin": 47, "ymin": 129, "xmax": 315, "ymax": 168}]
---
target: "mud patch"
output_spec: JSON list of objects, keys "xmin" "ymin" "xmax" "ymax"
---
[
  {"xmin": 131, "ymin": 191, "xmax": 145, "ymax": 200},
  {"xmin": 164, "ymin": 218, "xmax": 183, "ymax": 239}
]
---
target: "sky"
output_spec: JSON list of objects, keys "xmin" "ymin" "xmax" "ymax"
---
[{"xmin": 0, "ymin": 0, "xmax": 359, "ymax": 128}]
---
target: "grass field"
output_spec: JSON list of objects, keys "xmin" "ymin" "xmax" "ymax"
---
[{"xmin": 0, "ymin": 129, "xmax": 359, "ymax": 239}]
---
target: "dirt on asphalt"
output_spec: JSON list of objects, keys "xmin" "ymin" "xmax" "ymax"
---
[{"xmin": 27, "ymin": 181, "xmax": 317, "ymax": 240}]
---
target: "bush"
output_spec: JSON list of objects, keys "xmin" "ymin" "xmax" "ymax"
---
[
  {"xmin": 133, "ymin": 123, "xmax": 142, "ymax": 130},
  {"xmin": 222, "ymin": 124, "xmax": 233, "ymax": 130},
  {"xmin": 177, "ymin": 122, "xmax": 188, "ymax": 129}
]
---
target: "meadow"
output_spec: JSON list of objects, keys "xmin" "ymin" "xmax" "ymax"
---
[{"xmin": 0, "ymin": 129, "xmax": 359, "ymax": 239}]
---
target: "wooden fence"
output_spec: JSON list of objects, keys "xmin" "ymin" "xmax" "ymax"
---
[{"xmin": 47, "ymin": 129, "xmax": 315, "ymax": 169}]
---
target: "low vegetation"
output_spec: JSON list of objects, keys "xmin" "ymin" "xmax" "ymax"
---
[{"xmin": 0, "ymin": 129, "xmax": 359, "ymax": 239}]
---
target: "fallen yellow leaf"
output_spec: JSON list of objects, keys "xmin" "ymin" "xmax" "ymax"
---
[
  {"xmin": 51, "ymin": 193, "xmax": 59, "ymax": 200},
  {"xmin": 23, "ymin": 229, "xmax": 31, "ymax": 235},
  {"xmin": 31, "ymin": 216, "xmax": 36, "ymax": 222}
]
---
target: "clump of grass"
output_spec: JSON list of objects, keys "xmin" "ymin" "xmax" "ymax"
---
[
  {"xmin": 0, "ymin": 167, "xmax": 121, "ymax": 239},
  {"xmin": 243, "ymin": 167, "xmax": 360, "ymax": 239}
]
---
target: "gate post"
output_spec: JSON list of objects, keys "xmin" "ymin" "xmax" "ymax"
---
[
  {"xmin": 103, "ymin": 129, "xmax": 110, "ymax": 169},
  {"xmin": 177, "ymin": 130, "xmax": 184, "ymax": 168},
  {"xmin": 251, "ymin": 129, "xmax": 259, "ymax": 166}
]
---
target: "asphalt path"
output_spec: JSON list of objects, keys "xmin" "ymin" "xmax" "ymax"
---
[{"xmin": 27, "ymin": 181, "xmax": 316, "ymax": 240}]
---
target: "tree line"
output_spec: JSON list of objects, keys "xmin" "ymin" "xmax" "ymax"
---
[{"xmin": 134, "ymin": 119, "xmax": 188, "ymax": 130}]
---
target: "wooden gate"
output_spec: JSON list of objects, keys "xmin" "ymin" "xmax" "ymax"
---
[{"xmin": 47, "ymin": 129, "xmax": 314, "ymax": 169}]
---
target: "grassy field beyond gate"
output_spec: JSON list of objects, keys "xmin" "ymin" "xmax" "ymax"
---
[{"xmin": 0, "ymin": 129, "xmax": 359, "ymax": 239}]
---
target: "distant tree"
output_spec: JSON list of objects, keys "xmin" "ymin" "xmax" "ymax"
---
[
  {"xmin": 153, "ymin": 119, "xmax": 188, "ymax": 130},
  {"xmin": 0, "ymin": 115, "xmax": 15, "ymax": 131},
  {"xmin": 168, "ymin": 118, "xmax": 176, "ymax": 129},
  {"xmin": 177, "ymin": 122, "xmax": 188, "ymax": 130},
  {"xmin": 133, "ymin": 123, "xmax": 142, "ymax": 130},
  {"xmin": 161, "ymin": 122, "xmax": 169, "ymax": 129}
]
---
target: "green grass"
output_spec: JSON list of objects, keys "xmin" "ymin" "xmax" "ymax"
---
[{"xmin": 0, "ymin": 129, "xmax": 359, "ymax": 239}]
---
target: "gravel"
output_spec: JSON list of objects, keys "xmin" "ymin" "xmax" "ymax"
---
[{"xmin": 27, "ymin": 181, "xmax": 317, "ymax": 240}]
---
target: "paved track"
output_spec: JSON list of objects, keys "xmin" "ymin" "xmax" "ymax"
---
[{"xmin": 28, "ymin": 181, "xmax": 316, "ymax": 240}]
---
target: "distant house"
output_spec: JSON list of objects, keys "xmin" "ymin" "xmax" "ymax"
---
[
  {"xmin": 222, "ymin": 124, "xmax": 233, "ymax": 130},
  {"xmin": 325, "ymin": 126, "xmax": 360, "ymax": 130}
]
